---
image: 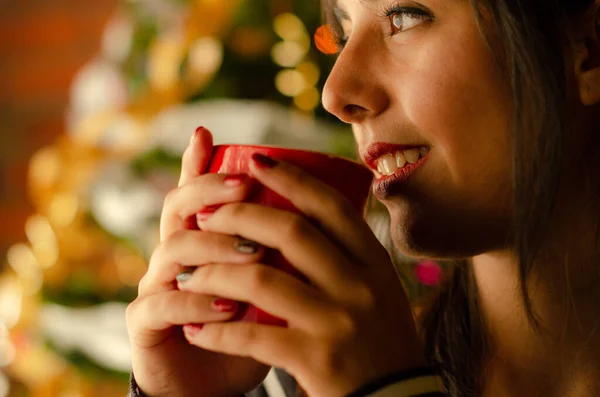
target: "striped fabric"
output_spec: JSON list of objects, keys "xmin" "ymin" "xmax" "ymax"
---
[{"xmin": 129, "ymin": 367, "xmax": 447, "ymax": 397}]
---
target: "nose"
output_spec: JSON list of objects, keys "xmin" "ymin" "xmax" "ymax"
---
[{"xmin": 322, "ymin": 38, "xmax": 390, "ymax": 124}]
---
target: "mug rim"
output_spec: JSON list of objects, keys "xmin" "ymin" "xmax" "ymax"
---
[{"xmin": 212, "ymin": 143, "xmax": 367, "ymax": 168}]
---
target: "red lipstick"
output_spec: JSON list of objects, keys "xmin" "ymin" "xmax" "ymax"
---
[
  {"xmin": 361, "ymin": 143, "xmax": 429, "ymax": 199},
  {"xmin": 372, "ymin": 155, "xmax": 429, "ymax": 199}
]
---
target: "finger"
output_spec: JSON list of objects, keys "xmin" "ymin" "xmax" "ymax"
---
[
  {"xmin": 160, "ymin": 173, "xmax": 254, "ymax": 240},
  {"xmin": 126, "ymin": 290, "xmax": 239, "ymax": 349},
  {"xmin": 139, "ymin": 230, "xmax": 265, "ymax": 297},
  {"xmin": 183, "ymin": 321, "xmax": 307, "ymax": 371},
  {"xmin": 248, "ymin": 155, "xmax": 390, "ymax": 270},
  {"xmin": 197, "ymin": 203, "xmax": 361, "ymax": 297},
  {"xmin": 177, "ymin": 263, "xmax": 334, "ymax": 329},
  {"xmin": 178, "ymin": 126, "xmax": 213, "ymax": 188}
]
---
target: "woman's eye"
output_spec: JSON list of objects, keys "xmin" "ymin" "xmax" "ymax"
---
[{"xmin": 389, "ymin": 9, "xmax": 431, "ymax": 35}]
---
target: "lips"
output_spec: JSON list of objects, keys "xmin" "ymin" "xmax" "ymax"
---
[
  {"xmin": 372, "ymin": 154, "xmax": 428, "ymax": 199},
  {"xmin": 361, "ymin": 142, "xmax": 430, "ymax": 199}
]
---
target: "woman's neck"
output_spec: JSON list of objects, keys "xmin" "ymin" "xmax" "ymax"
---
[{"xmin": 472, "ymin": 236, "xmax": 600, "ymax": 395}]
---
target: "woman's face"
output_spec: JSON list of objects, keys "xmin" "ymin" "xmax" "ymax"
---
[{"xmin": 322, "ymin": 0, "xmax": 514, "ymax": 259}]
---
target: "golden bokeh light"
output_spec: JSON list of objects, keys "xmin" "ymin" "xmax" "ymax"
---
[
  {"xmin": 19, "ymin": 270, "xmax": 44, "ymax": 296},
  {"xmin": 0, "ymin": 275, "xmax": 24, "ymax": 328},
  {"xmin": 275, "ymin": 69, "xmax": 307, "ymax": 97},
  {"xmin": 29, "ymin": 147, "xmax": 61, "ymax": 190},
  {"xmin": 25, "ymin": 215, "xmax": 55, "ymax": 247},
  {"xmin": 271, "ymin": 41, "xmax": 308, "ymax": 67},
  {"xmin": 296, "ymin": 61, "xmax": 320, "ymax": 86},
  {"xmin": 148, "ymin": 35, "xmax": 186, "ymax": 91},
  {"xmin": 32, "ymin": 241, "xmax": 59, "ymax": 270},
  {"xmin": 273, "ymin": 13, "xmax": 307, "ymax": 42},
  {"xmin": 7, "ymin": 244, "xmax": 38, "ymax": 276},
  {"xmin": 48, "ymin": 193, "xmax": 79, "ymax": 228},
  {"xmin": 294, "ymin": 86, "xmax": 321, "ymax": 111},
  {"xmin": 187, "ymin": 36, "xmax": 223, "ymax": 77},
  {"xmin": 25, "ymin": 215, "xmax": 59, "ymax": 269}
]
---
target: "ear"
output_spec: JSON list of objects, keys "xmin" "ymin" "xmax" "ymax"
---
[{"xmin": 574, "ymin": 1, "xmax": 600, "ymax": 106}]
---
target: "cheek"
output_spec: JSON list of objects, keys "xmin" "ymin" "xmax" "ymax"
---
[{"xmin": 396, "ymin": 29, "xmax": 513, "ymax": 194}]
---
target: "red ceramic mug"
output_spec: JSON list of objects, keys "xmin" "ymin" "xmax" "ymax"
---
[{"xmin": 205, "ymin": 144, "xmax": 374, "ymax": 326}]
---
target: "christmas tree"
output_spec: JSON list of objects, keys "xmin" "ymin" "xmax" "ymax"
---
[{"xmin": 0, "ymin": 1, "xmax": 444, "ymax": 396}]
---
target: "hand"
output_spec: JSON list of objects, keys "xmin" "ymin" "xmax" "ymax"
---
[
  {"xmin": 125, "ymin": 127, "xmax": 270, "ymax": 397},
  {"xmin": 177, "ymin": 154, "xmax": 428, "ymax": 397}
]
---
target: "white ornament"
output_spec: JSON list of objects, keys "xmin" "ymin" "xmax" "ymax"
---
[
  {"xmin": 67, "ymin": 59, "xmax": 128, "ymax": 131},
  {"xmin": 40, "ymin": 303, "xmax": 131, "ymax": 373},
  {"xmin": 89, "ymin": 163, "xmax": 163, "ymax": 238}
]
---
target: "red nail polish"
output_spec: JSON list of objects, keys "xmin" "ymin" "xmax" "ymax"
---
[
  {"xmin": 183, "ymin": 324, "xmax": 204, "ymax": 337},
  {"xmin": 191, "ymin": 126, "xmax": 207, "ymax": 144},
  {"xmin": 197, "ymin": 207, "xmax": 218, "ymax": 222},
  {"xmin": 223, "ymin": 174, "xmax": 245, "ymax": 187},
  {"xmin": 212, "ymin": 299, "xmax": 239, "ymax": 312},
  {"xmin": 252, "ymin": 153, "xmax": 278, "ymax": 169}
]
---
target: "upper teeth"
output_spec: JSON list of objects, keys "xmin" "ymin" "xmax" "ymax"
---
[{"xmin": 375, "ymin": 147, "xmax": 429, "ymax": 176}]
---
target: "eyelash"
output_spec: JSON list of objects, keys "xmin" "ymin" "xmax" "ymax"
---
[
  {"xmin": 381, "ymin": 4, "xmax": 433, "ymax": 37},
  {"xmin": 334, "ymin": 4, "xmax": 433, "ymax": 51}
]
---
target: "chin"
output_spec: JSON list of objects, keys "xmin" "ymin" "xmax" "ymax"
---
[{"xmin": 385, "ymin": 200, "xmax": 508, "ymax": 261}]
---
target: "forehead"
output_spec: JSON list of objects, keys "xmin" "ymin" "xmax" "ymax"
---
[
  {"xmin": 332, "ymin": 0, "xmax": 381, "ymax": 18},
  {"xmin": 332, "ymin": 0, "xmax": 461, "ymax": 18}
]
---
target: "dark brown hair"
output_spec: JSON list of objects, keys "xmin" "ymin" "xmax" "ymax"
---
[{"xmin": 321, "ymin": 0, "xmax": 595, "ymax": 395}]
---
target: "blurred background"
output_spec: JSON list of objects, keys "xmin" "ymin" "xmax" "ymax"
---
[{"xmin": 0, "ymin": 1, "xmax": 445, "ymax": 396}]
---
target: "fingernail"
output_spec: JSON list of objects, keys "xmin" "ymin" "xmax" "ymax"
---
[
  {"xmin": 183, "ymin": 324, "xmax": 204, "ymax": 337},
  {"xmin": 197, "ymin": 207, "xmax": 218, "ymax": 222},
  {"xmin": 252, "ymin": 153, "xmax": 278, "ymax": 169},
  {"xmin": 176, "ymin": 267, "xmax": 196, "ymax": 283},
  {"xmin": 235, "ymin": 238, "xmax": 260, "ymax": 254},
  {"xmin": 223, "ymin": 174, "xmax": 246, "ymax": 187},
  {"xmin": 212, "ymin": 299, "xmax": 239, "ymax": 313},
  {"xmin": 191, "ymin": 126, "xmax": 207, "ymax": 144}
]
